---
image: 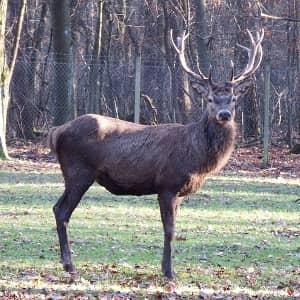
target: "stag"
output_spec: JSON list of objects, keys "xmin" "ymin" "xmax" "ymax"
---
[{"xmin": 49, "ymin": 29, "xmax": 264, "ymax": 279}]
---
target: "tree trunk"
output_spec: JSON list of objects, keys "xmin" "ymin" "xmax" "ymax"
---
[
  {"xmin": 88, "ymin": 0, "xmax": 104, "ymax": 114},
  {"xmin": 178, "ymin": 0, "xmax": 192, "ymax": 123},
  {"xmin": 294, "ymin": 0, "xmax": 300, "ymax": 145},
  {"xmin": 0, "ymin": 0, "xmax": 9, "ymax": 159},
  {"xmin": 193, "ymin": 0, "xmax": 210, "ymax": 74},
  {"xmin": 162, "ymin": 0, "xmax": 191, "ymax": 124},
  {"xmin": 0, "ymin": 0, "xmax": 26, "ymax": 159},
  {"xmin": 286, "ymin": 0, "xmax": 298, "ymax": 148},
  {"xmin": 51, "ymin": 0, "xmax": 73, "ymax": 126},
  {"xmin": 235, "ymin": 1, "xmax": 258, "ymax": 140},
  {"xmin": 14, "ymin": 2, "xmax": 48, "ymax": 140}
]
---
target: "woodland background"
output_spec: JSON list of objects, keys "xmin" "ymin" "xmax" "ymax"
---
[
  {"xmin": 0, "ymin": 0, "xmax": 300, "ymax": 160},
  {"xmin": 1, "ymin": 2, "xmax": 300, "ymax": 298}
]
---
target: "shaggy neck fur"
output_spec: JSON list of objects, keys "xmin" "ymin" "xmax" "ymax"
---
[{"xmin": 194, "ymin": 109, "xmax": 236, "ymax": 174}]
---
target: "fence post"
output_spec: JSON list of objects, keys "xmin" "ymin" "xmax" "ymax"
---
[
  {"xmin": 263, "ymin": 62, "xmax": 271, "ymax": 167},
  {"xmin": 133, "ymin": 26, "xmax": 144, "ymax": 124},
  {"xmin": 134, "ymin": 50, "xmax": 142, "ymax": 123}
]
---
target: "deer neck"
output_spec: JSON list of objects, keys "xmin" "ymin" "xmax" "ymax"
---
[{"xmin": 193, "ymin": 110, "xmax": 236, "ymax": 173}]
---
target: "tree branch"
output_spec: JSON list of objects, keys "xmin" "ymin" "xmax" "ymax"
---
[
  {"xmin": 8, "ymin": 0, "xmax": 27, "ymax": 83},
  {"xmin": 256, "ymin": 0, "xmax": 300, "ymax": 23}
]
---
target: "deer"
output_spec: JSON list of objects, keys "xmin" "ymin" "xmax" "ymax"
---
[{"xmin": 48, "ymin": 29, "xmax": 264, "ymax": 279}]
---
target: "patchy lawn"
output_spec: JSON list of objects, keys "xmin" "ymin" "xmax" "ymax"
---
[{"xmin": 0, "ymin": 171, "xmax": 299, "ymax": 299}]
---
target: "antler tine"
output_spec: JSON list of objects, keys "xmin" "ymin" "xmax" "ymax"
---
[
  {"xmin": 230, "ymin": 60, "xmax": 235, "ymax": 81},
  {"xmin": 170, "ymin": 29, "xmax": 207, "ymax": 81},
  {"xmin": 208, "ymin": 65, "xmax": 215, "ymax": 85},
  {"xmin": 232, "ymin": 28, "xmax": 264, "ymax": 83},
  {"xmin": 239, "ymin": 30, "xmax": 261, "ymax": 75},
  {"xmin": 247, "ymin": 29, "xmax": 256, "ymax": 45}
]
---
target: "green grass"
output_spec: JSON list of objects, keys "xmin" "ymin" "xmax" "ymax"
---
[{"xmin": 0, "ymin": 170, "xmax": 299, "ymax": 299}]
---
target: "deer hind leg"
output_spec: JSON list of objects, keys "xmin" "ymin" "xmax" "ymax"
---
[
  {"xmin": 158, "ymin": 191, "xmax": 180, "ymax": 279},
  {"xmin": 53, "ymin": 167, "xmax": 94, "ymax": 273}
]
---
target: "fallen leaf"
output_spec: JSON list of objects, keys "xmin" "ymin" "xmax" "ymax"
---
[
  {"xmin": 287, "ymin": 287, "xmax": 294, "ymax": 296},
  {"xmin": 180, "ymin": 272, "xmax": 189, "ymax": 279},
  {"xmin": 176, "ymin": 235, "xmax": 187, "ymax": 241},
  {"xmin": 199, "ymin": 291, "xmax": 210, "ymax": 299},
  {"xmin": 165, "ymin": 282, "xmax": 176, "ymax": 293}
]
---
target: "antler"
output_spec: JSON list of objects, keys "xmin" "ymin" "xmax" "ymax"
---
[
  {"xmin": 170, "ymin": 29, "xmax": 208, "ymax": 81},
  {"xmin": 231, "ymin": 29, "xmax": 264, "ymax": 84},
  {"xmin": 171, "ymin": 28, "xmax": 264, "ymax": 86}
]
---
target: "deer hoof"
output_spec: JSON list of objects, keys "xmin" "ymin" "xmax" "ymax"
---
[
  {"xmin": 63, "ymin": 263, "xmax": 76, "ymax": 274},
  {"xmin": 164, "ymin": 271, "xmax": 175, "ymax": 279}
]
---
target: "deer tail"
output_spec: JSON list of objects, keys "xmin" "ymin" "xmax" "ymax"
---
[{"xmin": 48, "ymin": 126, "xmax": 63, "ymax": 153}]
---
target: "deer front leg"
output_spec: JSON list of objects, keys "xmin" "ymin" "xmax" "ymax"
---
[
  {"xmin": 158, "ymin": 192, "xmax": 179, "ymax": 279},
  {"xmin": 53, "ymin": 168, "xmax": 94, "ymax": 273}
]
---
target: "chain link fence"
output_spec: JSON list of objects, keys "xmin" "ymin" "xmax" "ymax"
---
[
  {"xmin": 8, "ymin": 59, "xmax": 175, "ymax": 139},
  {"xmin": 7, "ymin": 57, "xmax": 296, "ymax": 149}
]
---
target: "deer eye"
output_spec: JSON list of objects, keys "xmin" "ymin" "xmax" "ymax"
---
[{"xmin": 208, "ymin": 97, "xmax": 213, "ymax": 103}]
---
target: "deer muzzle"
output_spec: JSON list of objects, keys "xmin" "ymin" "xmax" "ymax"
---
[{"xmin": 216, "ymin": 110, "xmax": 232, "ymax": 122}]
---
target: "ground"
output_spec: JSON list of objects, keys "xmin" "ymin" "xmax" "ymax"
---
[{"xmin": 0, "ymin": 140, "xmax": 299, "ymax": 299}]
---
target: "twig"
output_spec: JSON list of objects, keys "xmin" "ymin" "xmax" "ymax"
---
[
  {"xmin": 256, "ymin": 0, "xmax": 300, "ymax": 22},
  {"xmin": 141, "ymin": 94, "xmax": 158, "ymax": 125}
]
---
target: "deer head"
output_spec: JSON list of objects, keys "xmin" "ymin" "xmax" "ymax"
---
[{"xmin": 170, "ymin": 29, "xmax": 264, "ymax": 124}]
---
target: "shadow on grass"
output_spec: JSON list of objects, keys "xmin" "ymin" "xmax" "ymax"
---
[
  {"xmin": 0, "ymin": 277, "xmax": 295, "ymax": 300},
  {"xmin": 1, "ymin": 289, "xmax": 294, "ymax": 300},
  {"xmin": 1, "ymin": 171, "xmax": 299, "ymax": 299},
  {"xmin": 0, "ymin": 171, "xmax": 62, "ymax": 184}
]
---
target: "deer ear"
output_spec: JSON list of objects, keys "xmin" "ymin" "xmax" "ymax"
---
[
  {"xmin": 191, "ymin": 82, "xmax": 210, "ymax": 97},
  {"xmin": 234, "ymin": 78, "xmax": 253, "ymax": 97}
]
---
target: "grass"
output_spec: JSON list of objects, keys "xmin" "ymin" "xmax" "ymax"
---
[{"xmin": 0, "ymin": 170, "xmax": 299, "ymax": 299}]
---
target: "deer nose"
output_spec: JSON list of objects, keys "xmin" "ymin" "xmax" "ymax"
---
[{"xmin": 217, "ymin": 110, "xmax": 232, "ymax": 121}]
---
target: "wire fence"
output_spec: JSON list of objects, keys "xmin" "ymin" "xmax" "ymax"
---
[
  {"xmin": 8, "ymin": 60, "xmax": 172, "ymax": 137},
  {"xmin": 7, "ymin": 58, "xmax": 296, "ymax": 147}
]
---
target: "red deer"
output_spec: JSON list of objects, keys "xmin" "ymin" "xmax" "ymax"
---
[{"xmin": 49, "ymin": 29, "xmax": 264, "ymax": 279}]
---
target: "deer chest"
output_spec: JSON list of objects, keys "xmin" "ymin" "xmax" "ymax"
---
[{"xmin": 178, "ymin": 173, "xmax": 207, "ymax": 197}]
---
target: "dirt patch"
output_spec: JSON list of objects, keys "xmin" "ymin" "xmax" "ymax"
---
[
  {"xmin": 1, "ymin": 140, "xmax": 59, "ymax": 173},
  {"xmin": 1, "ymin": 140, "xmax": 300, "ymax": 178},
  {"xmin": 226, "ymin": 144, "xmax": 300, "ymax": 178}
]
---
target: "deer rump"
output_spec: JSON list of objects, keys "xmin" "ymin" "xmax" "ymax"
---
[{"xmin": 49, "ymin": 114, "xmax": 214, "ymax": 197}]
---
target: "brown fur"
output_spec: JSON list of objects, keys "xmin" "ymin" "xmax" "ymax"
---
[
  {"xmin": 50, "ymin": 110, "xmax": 236, "ymax": 278},
  {"xmin": 48, "ymin": 121, "xmax": 72, "ymax": 153},
  {"xmin": 49, "ymin": 112, "xmax": 235, "ymax": 196}
]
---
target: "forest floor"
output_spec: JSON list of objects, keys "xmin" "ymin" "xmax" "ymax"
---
[{"xmin": 1, "ymin": 139, "xmax": 300, "ymax": 178}]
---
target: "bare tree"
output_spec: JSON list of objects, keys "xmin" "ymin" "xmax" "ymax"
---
[
  {"xmin": 0, "ymin": 0, "xmax": 26, "ymax": 159},
  {"xmin": 13, "ymin": 1, "xmax": 48, "ymax": 140},
  {"xmin": 285, "ymin": 0, "xmax": 298, "ymax": 148},
  {"xmin": 51, "ymin": 0, "xmax": 73, "ymax": 125},
  {"xmin": 87, "ymin": 0, "xmax": 104, "ymax": 114},
  {"xmin": 234, "ymin": 0, "xmax": 259, "ymax": 140}
]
